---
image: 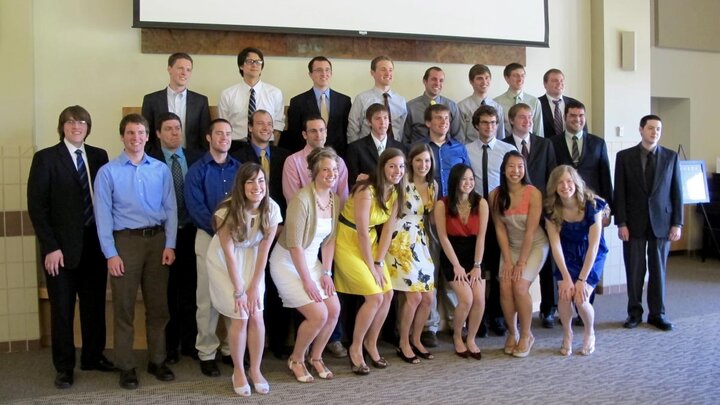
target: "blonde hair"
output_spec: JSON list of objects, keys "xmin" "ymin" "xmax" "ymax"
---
[{"xmin": 544, "ymin": 165, "xmax": 598, "ymax": 228}]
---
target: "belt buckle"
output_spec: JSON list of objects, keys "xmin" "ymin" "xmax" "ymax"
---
[{"xmin": 142, "ymin": 228, "xmax": 154, "ymax": 237}]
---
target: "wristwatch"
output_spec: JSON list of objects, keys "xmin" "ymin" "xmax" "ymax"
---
[
  {"xmin": 373, "ymin": 260, "xmax": 384, "ymax": 267},
  {"xmin": 323, "ymin": 270, "xmax": 333, "ymax": 277}
]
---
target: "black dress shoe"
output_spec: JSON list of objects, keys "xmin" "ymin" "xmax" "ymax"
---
[
  {"xmin": 478, "ymin": 323, "xmax": 489, "ymax": 338},
  {"xmin": 148, "ymin": 362, "xmax": 175, "ymax": 381},
  {"xmin": 119, "ymin": 369, "xmax": 139, "ymax": 390},
  {"xmin": 420, "ymin": 331, "xmax": 438, "ymax": 348},
  {"xmin": 541, "ymin": 312, "xmax": 555, "ymax": 329},
  {"xmin": 491, "ymin": 319, "xmax": 507, "ymax": 336},
  {"xmin": 623, "ymin": 316, "xmax": 642, "ymax": 329},
  {"xmin": 54, "ymin": 370, "xmax": 73, "ymax": 389},
  {"xmin": 200, "ymin": 359, "xmax": 221, "ymax": 377},
  {"xmin": 221, "ymin": 354, "xmax": 234, "ymax": 366},
  {"xmin": 647, "ymin": 316, "xmax": 673, "ymax": 331},
  {"xmin": 81, "ymin": 356, "xmax": 116, "ymax": 372},
  {"xmin": 166, "ymin": 349, "xmax": 179, "ymax": 365}
]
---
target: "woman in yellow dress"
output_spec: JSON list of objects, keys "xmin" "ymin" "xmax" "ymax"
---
[{"xmin": 334, "ymin": 147, "xmax": 406, "ymax": 375}]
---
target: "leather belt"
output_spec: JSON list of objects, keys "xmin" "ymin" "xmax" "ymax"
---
[
  {"xmin": 115, "ymin": 225, "xmax": 163, "ymax": 238},
  {"xmin": 338, "ymin": 215, "xmax": 356, "ymax": 230}
]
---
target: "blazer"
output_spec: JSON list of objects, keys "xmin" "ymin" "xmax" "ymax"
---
[
  {"xmin": 614, "ymin": 144, "xmax": 683, "ymax": 238},
  {"xmin": 345, "ymin": 135, "xmax": 406, "ymax": 187},
  {"xmin": 538, "ymin": 95, "xmax": 587, "ymax": 138},
  {"xmin": 27, "ymin": 142, "xmax": 109, "ymax": 268},
  {"xmin": 551, "ymin": 131, "xmax": 613, "ymax": 207},
  {"xmin": 141, "ymin": 88, "xmax": 211, "ymax": 152},
  {"xmin": 282, "ymin": 88, "xmax": 352, "ymax": 156},
  {"xmin": 146, "ymin": 145, "xmax": 202, "ymax": 169},
  {"xmin": 231, "ymin": 143, "xmax": 290, "ymax": 218},
  {"xmin": 502, "ymin": 134, "xmax": 557, "ymax": 194}
]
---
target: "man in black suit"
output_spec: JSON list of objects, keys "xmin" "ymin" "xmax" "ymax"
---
[
  {"xmin": 502, "ymin": 103, "xmax": 557, "ymax": 328},
  {"xmin": 27, "ymin": 105, "xmax": 114, "ymax": 389},
  {"xmin": 538, "ymin": 69, "xmax": 586, "ymax": 138},
  {"xmin": 146, "ymin": 113, "xmax": 202, "ymax": 364},
  {"xmin": 282, "ymin": 56, "xmax": 352, "ymax": 156},
  {"xmin": 346, "ymin": 103, "xmax": 405, "ymax": 187},
  {"xmin": 142, "ymin": 52, "xmax": 211, "ymax": 152},
  {"xmin": 614, "ymin": 114, "xmax": 683, "ymax": 331}
]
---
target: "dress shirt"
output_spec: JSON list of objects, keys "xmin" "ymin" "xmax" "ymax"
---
[
  {"xmin": 547, "ymin": 94, "xmax": 564, "ymax": 134},
  {"xmin": 404, "ymin": 94, "xmax": 463, "ymax": 143},
  {"xmin": 218, "ymin": 80, "xmax": 284, "ymax": 141},
  {"xmin": 63, "ymin": 139, "xmax": 94, "ymax": 195},
  {"xmin": 161, "ymin": 147, "xmax": 189, "ymax": 177},
  {"xmin": 565, "ymin": 130, "xmax": 584, "ymax": 160},
  {"xmin": 313, "ymin": 87, "xmax": 330, "ymax": 111},
  {"xmin": 370, "ymin": 133, "xmax": 387, "ymax": 152},
  {"xmin": 166, "ymin": 87, "xmax": 187, "ymax": 141},
  {"xmin": 457, "ymin": 95, "xmax": 506, "ymax": 144},
  {"xmin": 513, "ymin": 133, "xmax": 532, "ymax": 154},
  {"xmin": 281, "ymin": 145, "xmax": 349, "ymax": 204},
  {"xmin": 466, "ymin": 137, "xmax": 518, "ymax": 195},
  {"xmin": 420, "ymin": 135, "xmax": 470, "ymax": 198},
  {"xmin": 639, "ymin": 144, "xmax": 658, "ymax": 177},
  {"xmin": 184, "ymin": 153, "xmax": 241, "ymax": 235},
  {"xmin": 94, "ymin": 151, "xmax": 177, "ymax": 258},
  {"xmin": 494, "ymin": 89, "xmax": 544, "ymax": 137},
  {"xmin": 347, "ymin": 87, "xmax": 407, "ymax": 144}
]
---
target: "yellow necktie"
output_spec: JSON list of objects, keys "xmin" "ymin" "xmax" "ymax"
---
[
  {"xmin": 430, "ymin": 99, "xmax": 437, "ymax": 105},
  {"xmin": 260, "ymin": 149, "xmax": 270, "ymax": 176}
]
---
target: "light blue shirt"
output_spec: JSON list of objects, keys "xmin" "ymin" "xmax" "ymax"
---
[
  {"xmin": 161, "ymin": 147, "xmax": 188, "ymax": 177},
  {"xmin": 94, "ymin": 151, "xmax": 177, "ymax": 258},
  {"xmin": 312, "ymin": 87, "xmax": 330, "ymax": 112},
  {"xmin": 347, "ymin": 87, "xmax": 407, "ymax": 144}
]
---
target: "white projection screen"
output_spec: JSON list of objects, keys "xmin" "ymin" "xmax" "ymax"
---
[{"xmin": 134, "ymin": 0, "xmax": 549, "ymax": 47}]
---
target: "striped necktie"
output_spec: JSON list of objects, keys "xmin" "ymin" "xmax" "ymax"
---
[
  {"xmin": 75, "ymin": 150, "xmax": 93, "ymax": 226},
  {"xmin": 553, "ymin": 99, "xmax": 563, "ymax": 136},
  {"xmin": 248, "ymin": 87, "xmax": 256, "ymax": 136}
]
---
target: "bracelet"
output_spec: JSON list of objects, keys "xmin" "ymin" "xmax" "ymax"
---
[
  {"xmin": 233, "ymin": 290, "xmax": 245, "ymax": 298},
  {"xmin": 473, "ymin": 261, "xmax": 482, "ymax": 268},
  {"xmin": 373, "ymin": 260, "xmax": 384, "ymax": 267},
  {"xmin": 323, "ymin": 270, "xmax": 332, "ymax": 277},
  {"xmin": 577, "ymin": 278, "xmax": 586, "ymax": 283}
]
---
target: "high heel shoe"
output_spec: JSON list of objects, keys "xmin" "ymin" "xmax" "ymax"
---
[
  {"xmin": 308, "ymin": 358, "xmax": 333, "ymax": 379},
  {"xmin": 252, "ymin": 381, "xmax": 270, "ymax": 395},
  {"xmin": 580, "ymin": 335, "xmax": 595, "ymax": 356},
  {"xmin": 348, "ymin": 355, "xmax": 370, "ymax": 375},
  {"xmin": 512, "ymin": 335, "xmax": 535, "ymax": 358},
  {"xmin": 363, "ymin": 348, "xmax": 388, "ymax": 369},
  {"xmin": 503, "ymin": 334, "xmax": 518, "ymax": 355},
  {"xmin": 396, "ymin": 347, "xmax": 420, "ymax": 364},
  {"xmin": 410, "ymin": 344, "xmax": 434, "ymax": 360},
  {"xmin": 469, "ymin": 350, "xmax": 482, "ymax": 360},
  {"xmin": 560, "ymin": 334, "xmax": 573, "ymax": 357},
  {"xmin": 288, "ymin": 359, "xmax": 314, "ymax": 383},
  {"xmin": 232, "ymin": 374, "xmax": 251, "ymax": 397}
]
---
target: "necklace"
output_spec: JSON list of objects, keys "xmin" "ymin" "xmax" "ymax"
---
[{"xmin": 316, "ymin": 191, "xmax": 334, "ymax": 212}]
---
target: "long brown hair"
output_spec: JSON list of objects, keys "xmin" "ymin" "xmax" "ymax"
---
[
  {"xmin": 214, "ymin": 163, "xmax": 271, "ymax": 242},
  {"xmin": 351, "ymin": 147, "xmax": 406, "ymax": 217},
  {"xmin": 492, "ymin": 150, "xmax": 531, "ymax": 216},
  {"xmin": 544, "ymin": 165, "xmax": 598, "ymax": 228}
]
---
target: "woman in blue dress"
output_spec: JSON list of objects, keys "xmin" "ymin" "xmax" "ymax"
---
[{"xmin": 544, "ymin": 165, "xmax": 608, "ymax": 357}]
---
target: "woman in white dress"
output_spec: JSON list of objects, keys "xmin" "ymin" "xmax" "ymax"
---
[
  {"xmin": 206, "ymin": 163, "xmax": 281, "ymax": 397},
  {"xmin": 269, "ymin": 148, "xmax": 341, "ymax": 383}
]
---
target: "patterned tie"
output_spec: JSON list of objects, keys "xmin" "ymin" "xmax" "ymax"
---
[
  {"xmin": 482, "ymin": 144, "xmax": 489, "ymax": 198},
  {"xmin": 75, "ymin": 150, "xmax": 93, "ymax": 226},
  {"xmin": 377, "ymin": 143, "xmax": 384, "ymax": 156},
  {"xmin": 260, "ymin": 149, "xmax": 270, "ymax": 176},
  {"xmin": 430, "ymin": 99, "xmax": 437, "ymax": 106},
  {"xmin": 170, "ymin": 154, "xmax": 187, "ymax": 225},
  {"xmin": 553, "ymin": 99, "xmax": 563, "ymax": 136},
  {"xmin": 320, "ymin": 93, "xmax": 329, "ymax": 123},
  {"xmin": 571, "ymin": 135, "xmax": 580, "ymax": 165},
  {"xmin": 645, "ymin": 151, "xmax": 655, "ymax": 191},
  {"xmin": 248, "ymin": 87, "xmax": 256, "ymax": 136},
  {"xmin": 521, "ymin": 139, "xmax": 529, "ymax": 161},
  {"xmin": 383, "ymin": 92, "xmax": 394, "ymax": 139}
]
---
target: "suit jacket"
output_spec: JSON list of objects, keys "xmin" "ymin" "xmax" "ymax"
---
[
  {"xmin": 231, "ymin": 143, "xmax": 290, "ymax": 218},
  {"xmin": 27, "ymin": 142, "xmax": 109, "ymax": 268},
  {"xmin": 551, "ymin": 131, "xmax": 613, "ymax": 207},
  {"xmin": 346, "ymin": 135, "xmax": 406, "ymax": 187},
  {"xmin": 614, "ymin": 144, "xmax": 683, "ymax": 238},
  {"xmin": 146, "ymin": 145, "xmax": 202, "ymax": 168},
  {"xmin": 502, "ymin": 134, "xmax": 557, "ymax": 194},
  {"xmin": 538, "ymin": 95, "xmax": 587, "ymax": 138},
  {"xmin": 282, "ymin": 88, "xmax": 352, "ymax": 156},
  {"xmin": 141, "ymin": 88, "xmax": 211, "ymax": 153}
]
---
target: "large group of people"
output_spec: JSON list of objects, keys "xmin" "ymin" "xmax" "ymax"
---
[{"xmin": 26, "ymin": 48, "xmax": 683, "ymax": 396}]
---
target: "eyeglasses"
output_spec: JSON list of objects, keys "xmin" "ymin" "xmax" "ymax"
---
[
  {"xmin": 66, "ymin": 120, "xmax": 88, "ymax": 126},
  {"xmin": 479, "ymin": 120, "xmax": 498, "ymax": 126},
  {"xmin": 244, "ymin": 59, "xmax": 264, "ymax": 66}
]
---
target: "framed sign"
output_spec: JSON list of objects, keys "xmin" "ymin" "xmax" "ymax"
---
[{"xmin": 679, "ymin": 160, "xmax": 710, "ymax": 204}]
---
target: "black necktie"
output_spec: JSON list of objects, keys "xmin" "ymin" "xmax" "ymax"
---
[
  {"xmin": 521, "ymin": 140, "xmax": 529, "ymax": 161},
  {"xmin": 383, "ymin": 92, "xmax": 394, "ymax": 139},
  {"xmin": 645, "ymin": 151, "xmax": 655, "ymax": 191},
  {"xmin": 482, "ymin": 144, "xmax": 489, "ymax": 198},
  {"xmin": 75, "ymin": 150, "xmax": 93, "ymax": 226},
  {"xmin": 170, "ymin": 154, "xmax": 187, "ymax": 225},
  {"xmin": 248, "ymin": 87, "xmax": 256, "ymax": 136}
]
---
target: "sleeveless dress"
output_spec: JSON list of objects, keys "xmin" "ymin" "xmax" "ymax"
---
[
  {"xmin": 498, "ymin": 185, "xmax": 549, "ymax": 281},
  {"xmin": 388, "ymin": 182, "xmax": 435, "ymax": 292},
  {"xmin": 269, "ymin": 217, "xmax": 333, "ymax": 308},
  {"xmin": 206, "ymin": 199, "xmax": 282, "ymax": 319},
  {"xmin": 555, "ymin": 198, "xmax": 608, "ymax": 287},
  {"xmin": 334, "ymin": 186, "xmax": 397, "ymax": 295},
  {"xmin": 439, "ymin": 197, "xmax": 483, "ymax": 282}
]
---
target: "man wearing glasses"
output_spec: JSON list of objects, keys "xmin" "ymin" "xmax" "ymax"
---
[
  {"xmin": 466, "ymin": 105, "xmax": 517, "ymax": 337},
  {"xmin": 219, "ymin": 47, "xmax": 285, "ymax": 151}
]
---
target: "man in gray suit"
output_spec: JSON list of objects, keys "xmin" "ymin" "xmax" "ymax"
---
[{"xmin": 614, "ymin": 114, "xmax": 683, "ymax": 331}]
